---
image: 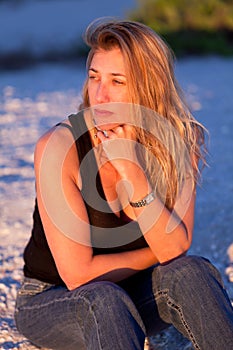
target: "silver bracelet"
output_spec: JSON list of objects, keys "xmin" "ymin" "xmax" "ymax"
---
[{"xmin": 129, "ymin": 192, "xmax": 155, "ymax": 208}]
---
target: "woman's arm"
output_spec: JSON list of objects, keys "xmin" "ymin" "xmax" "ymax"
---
[
  {"xmin": 97, "ymin": 125, "xmax": 195, "ymax": 263},
  {"xmin": 35, "ymin": 125, "xmax": 158, "ymax": 290},
  {"xmin": 119, "ymin": 165, "xmax": 195, "ymax": 263}
]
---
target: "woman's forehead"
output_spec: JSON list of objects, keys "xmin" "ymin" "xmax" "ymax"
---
[{"xmin": 90, "ymin": 48, "xmax": 126, "ymax": 74}]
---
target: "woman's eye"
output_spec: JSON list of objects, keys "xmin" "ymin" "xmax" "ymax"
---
[
  {"xmin": 113, "ymin": 80, "xmax": 125, "ymax": 85},
  {"xmin": 89, "ymin": 75, "xmax": 98, "ymax": 80}
]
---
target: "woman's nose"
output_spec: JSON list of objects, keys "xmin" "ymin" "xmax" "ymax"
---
[{"xmin": 95, "ymin": 82, "xmax": 110, "ymax": 103}]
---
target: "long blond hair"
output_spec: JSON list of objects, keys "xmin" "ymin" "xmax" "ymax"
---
[{"xmin": 81, "ymin": 18, "xmax": 207, "ymax": 208}]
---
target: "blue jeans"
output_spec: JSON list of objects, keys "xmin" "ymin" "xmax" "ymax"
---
[{"xmin": 14, "ymin": 255, "xmax": 233, "ymax": 350}]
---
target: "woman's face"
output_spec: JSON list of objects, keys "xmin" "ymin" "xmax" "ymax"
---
[{"xmin": 87, "ymin": 48, "xmax": 130, "ymax": 106}]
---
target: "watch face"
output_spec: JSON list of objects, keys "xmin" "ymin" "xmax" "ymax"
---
[{"xmin": 146, "ymin": 192, "xmax": 155, "ymax": 204}]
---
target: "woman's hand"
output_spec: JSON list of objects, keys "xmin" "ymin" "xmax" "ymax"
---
[{"xmin": 96, "ymin": 124, "xmax": 141, "ymax": 179}]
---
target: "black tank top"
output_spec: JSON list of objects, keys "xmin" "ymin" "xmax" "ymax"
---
[{"xmin": 23, "ymin": 112, "xmax": 148, "ymax": 285}]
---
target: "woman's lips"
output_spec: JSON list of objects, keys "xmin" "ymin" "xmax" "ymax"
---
[
  {"xmin": 94, "ymin": 108, "xmax": 114, "ymax": 117},
  {"xmin": 93, "ymin": 108, "xmax": 119, "ymax": 130}
]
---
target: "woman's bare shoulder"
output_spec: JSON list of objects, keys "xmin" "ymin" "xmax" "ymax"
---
[
  {"xmin": 34, "ymin": 118, "xmax": 80, "ymax": 172},
  {"xmin": 35, "ymin": 118, "xmax": 74, "ymax": 150}
]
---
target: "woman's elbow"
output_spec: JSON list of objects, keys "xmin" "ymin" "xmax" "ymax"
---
[
  {"xmin": 157, "ymin": 228, "xmax": 192, "ymax": 264},
  {"xmin": 61, "ymin": 269, "xmax": 92, "ymax": 291},
  {"xmin": 66, "ymin": 282, "xmax": 84, "ymax": 291}
]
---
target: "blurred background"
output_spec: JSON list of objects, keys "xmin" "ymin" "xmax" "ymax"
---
[
  {"xmin": 0, "ymin": 0, "xmax": 136, "ymax": 70},
  {"xmin": 0, "ymin": 0, "xmax": 232, "ymax": 70},
  {"xmin": 0, "ymin": 1, "xmax": 233, "ymax": 349}
]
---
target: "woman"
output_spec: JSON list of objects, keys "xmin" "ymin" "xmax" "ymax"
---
[{"xmin": 15, "ymin": 19, "xmax": 233, "ymax": 349}]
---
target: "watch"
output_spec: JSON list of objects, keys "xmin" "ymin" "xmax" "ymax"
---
[{"xmin": 129, "ymin": 192, "xmax": 155, "ymax": 208}]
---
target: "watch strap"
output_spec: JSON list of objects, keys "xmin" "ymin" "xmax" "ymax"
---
[{"xmin": 130, "ymin": 192, "xmax": 155, "ymax": 208}]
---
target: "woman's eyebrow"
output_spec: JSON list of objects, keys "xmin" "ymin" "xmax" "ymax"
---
[
  {"xmin": 112, "ymin": 73, "xmax": 126, "ymax": 77},
  {"xmin": 89, "ymin": 67, "xmax": 98, "ymax": 73},
  {"xmin": 89, "ymin": 67, "xmax": 126, "ymax": 77}
]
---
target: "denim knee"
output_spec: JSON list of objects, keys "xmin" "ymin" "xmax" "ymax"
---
[
  {"xmin": 76, "ymin": 281, "xmax": 146, "ymax": 349},
  {"xmin": 151, "ymin": 254, "xmax": 226, "ymax": 326},
  {"xmin": 78, "ymin": 281, "xmax": 131, "ymax": 308},
  {"xmin": 151, "ymin": 255, "xmax": 227, "ymax": 348},
  {"xmin": 77, "ymin": 281, "xmax": 144, "ymax": 327},
  {"xmin": 154, "ymin": 255, "xmax": 224, "ymax": 293}
]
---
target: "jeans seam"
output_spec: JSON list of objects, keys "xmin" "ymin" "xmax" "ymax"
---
[
  {"xmin": 81, "ymin": 295, "xmax": 103, "ymax": 350},
  {"xmin": 155, "ymin": 289, "xmax": 201, "ymax": 350}
]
